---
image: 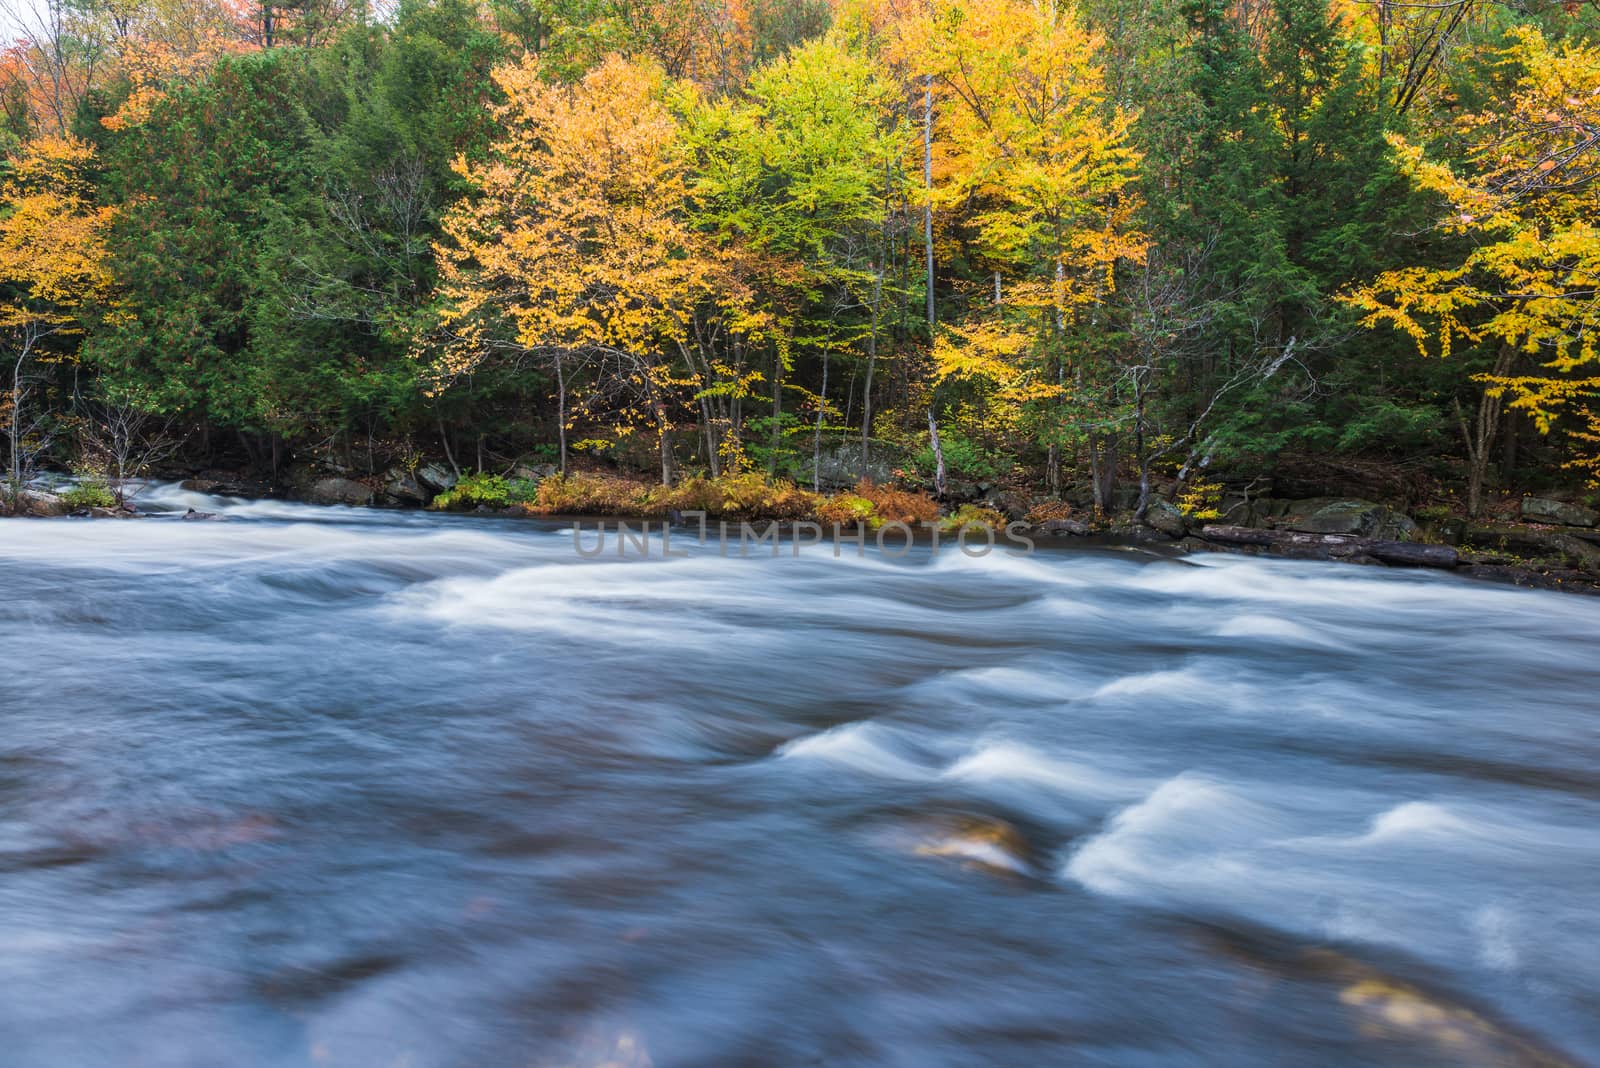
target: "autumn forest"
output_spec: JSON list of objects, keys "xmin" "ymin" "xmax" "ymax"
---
[{"xmin": 4, "ymin": 0, "xmax": 1600, "ymax": 522}]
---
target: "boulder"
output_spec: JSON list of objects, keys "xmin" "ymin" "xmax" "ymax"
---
[
  {"xmin": 985, "ymin": 491, "xmax": 1032, "ymax": 522},
  {"xmin": 380, "ymin": 468, "xmax": 430, "ymax": 506},
  {"xmin": 1110, "ymin": 484, "xmax": 1140, "ymax": 511},
  {"xmin": 414, "ymin": 462, "xmax": 457, "ymax": 494},
  {"xmin": 1142, "ymin": 497, "xmax": 1188, "ymax": 538},
  {"xmin": 1216, "ymin": 496, "xmax": 1255, "ymax": 526},
  {"xmin": 1037, "ymin": 518, "xmax": 1090, "ymax": 536},
  {"xmin": 305, "ymin": 477, "xmax": 374, "ymax": 507},
  {"xmin": 1282, "ymin": 498, "xmax": 1418, "ymax": 541},
  {"xmin": 1462, "ymin": 523, "xmax": 1600, "ymax": 569},
  {"xmin": 511, "ymin": 462, "xmax": 558, "ymax": 483},
  {"xmin": 1521, "ymin": 496, "xmax": 1598, "ymax": 528},
  {"xmin": 180, "ymin": 477, "xmax": 272, "ymax": 499},
  {"xmin": 19, "ymin": 490, "xmax": 68, "ymax": 517},
  {"xmin": 811, "ymin": 443, "xmax": 896, "ymax": 489},
  {"xmin": 1198, "ymin": 525, "xmax": 1457, "ymax": 569}
]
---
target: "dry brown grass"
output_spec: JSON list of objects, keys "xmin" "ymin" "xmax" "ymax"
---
[
  {"xmin": 852, "ymin": 480, "xmax": 940, "ymax": 525},
  {"xmin": 1025, "ymin": 499, "xmax": 1073, "ymax": 525}
]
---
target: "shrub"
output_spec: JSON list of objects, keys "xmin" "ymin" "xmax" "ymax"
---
[
  {"xmin": 909, "ymin": 431, "xmax": 1011, "ymax": 481},
  {"xmin": 853, "ymin": 480, "xmax": 939, "ymax": 525},
  {"xmin": 525, "ymin": 473, "xmax": 653, "ymax": 516},
  {"xmin": 1413, "ymin": 503, "xmax": 1454, "ymax": 523},
  {"xmin": 658, "ymin": 473, "xmax": 819, "ymax": 519},
  {"xmin": 939, "ymin": 504, "xmax": 1007, "ymax": 533},
  {"xmin": 431, "ymin": 472, "xmax": 511, "ymax": 511},
  {"xmin": 61, "ymin": 478, "xmax": 116, "ymax": 509},
  {"xmin": 815, "ymin": 493, "xmax": 878, "ymax": 528},
  {"xmin": 1176, "ymin": 479, "xmax": 1223, "ymax": 520},
  {"xmin": 1025, "ymin": 499, "xmax": 1072, "ymax": 525}
]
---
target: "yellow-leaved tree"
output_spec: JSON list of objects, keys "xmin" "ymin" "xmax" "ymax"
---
[
  {"xmin": 0, "ymin": 134, "xmax": 113, "ymax": 487},
  {"xmin": 875, "ymin": 0, "xmax": 1145, "ymax": 499},
  {"xmin": 430, "ymin": 54, "xmax": 722, "ymax": 484},
  {"xmin": 1346, "ymin": 27, "xmax": 1600, "ymax": 506}
]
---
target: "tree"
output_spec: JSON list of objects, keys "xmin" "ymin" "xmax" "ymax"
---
[
  {"xmin": 683, "ymin": 34, "xmax": 897, "ymax": 485},
  {"xmin": 431, "ymin": 53, "xmax": 724, "ymax": 483},
  {"xmin": 0, "ymin": 134, "xmax": 112, "ymax": 488},
  {"xmin": 1347, "ymin": 27, "xmax": 1600, "ymax": 502},
  {"xmin": 916, "ymin": 0, "xmax": 1145, "ymax": 504}
]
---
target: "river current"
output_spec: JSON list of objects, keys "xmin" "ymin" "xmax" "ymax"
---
[{"xmin": 2, "ymin": 484, "xmax": 1599, "ymax": 1066}]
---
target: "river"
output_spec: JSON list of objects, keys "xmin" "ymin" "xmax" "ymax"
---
[{"xmin": 2, "ymin": 485, "xmax": 1599, "ymax": 1067}]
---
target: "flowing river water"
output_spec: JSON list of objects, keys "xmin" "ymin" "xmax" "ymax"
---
[{"xmin": 3, "ymin": 485, "xmax": 1600, "ymax": 1067}]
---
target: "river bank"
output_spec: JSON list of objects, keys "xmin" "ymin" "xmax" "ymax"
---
[{"xmin": 8, "ymin": 469, "xmax": 1600, "ymax": 594}]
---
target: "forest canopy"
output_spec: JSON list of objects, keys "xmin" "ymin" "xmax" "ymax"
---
[{"xmin": 3, "ymin": 0, "xmax": 1600, "ymax": 516}]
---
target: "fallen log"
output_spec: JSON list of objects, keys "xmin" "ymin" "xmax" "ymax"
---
[
  {"xmin": 1197, "ymin": 525, "xmax": 1458, "ymax": 569},
  {"xmin": 1366, "ymin": 540, "xmax": 1459, "ymax": 569}
]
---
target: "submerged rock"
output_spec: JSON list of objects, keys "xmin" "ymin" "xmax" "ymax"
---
[
  {"xmin": 1337, "ymin": 970, "xmax": 1580, "ymax": 1066},
  {"xmin": 1199, "ymin": 928, "xmax": 1583, "ymax": 1067},
  {"xmin": 911, "ymin": 815, "xmax": 1034, "ymax": 877}
]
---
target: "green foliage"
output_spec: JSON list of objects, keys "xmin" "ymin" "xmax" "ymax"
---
[
  {"xmin": 430, "ymin": 471, "xmax": 539, "ymax": 510},
  {"xmin": 815, "ymin": 493, "xmax": 877, "ymax": 528},
  {"xmin": 60, "ymin": 478, "xmax": 116, "ymax": 509},
  {"xmin": 939, "ymin": 504, "xmax": 1006, "ymax": 533},
  {"xmin": 911, "ymin": 431, "xmax": 1010, "ymax": 482}
]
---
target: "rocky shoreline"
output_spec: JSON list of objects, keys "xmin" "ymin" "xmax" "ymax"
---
[
  {"xmin": 7, "ymin": 466, "xmax": 1600, "ymax": 595},
  {"xmin": 1122, "ymin": 495, "xmax": 1600, "ymax": 595}
]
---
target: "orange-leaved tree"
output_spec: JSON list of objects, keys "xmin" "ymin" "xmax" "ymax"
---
[{"xmin": 0, "ymin": 134, "xmax": 113, "ymax": 487}]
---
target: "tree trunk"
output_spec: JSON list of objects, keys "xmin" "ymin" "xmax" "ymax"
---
[
  {"xmin": 1500, "ymin": 405, "xmax": 1519, "ymax": 483},
  {"xmin": 923, "ymin": 76, "xmax": 936, "ymax": 331},
  {"xmin": 862, "ymin": 267, "xmax": 882, "ymax": 478},
  {"xmin": 769, "ymin": 346, "xmax": 782, "ymax": 476},
  {"xmin": 1133, "ymin": 372, "xmax": 1152, "ymax": 522},
  {"xmin": 437, "ymin": 415, "xmax": 461, "ymax": 479},
  {"xmin": 554, "ymin": 355, "xmax": 568, "ymax": 476},
  {"xmin": 8, "ymin": 347, "xmax": 25, "ymax": 487},
  {"xmin": 1457, "ymin": 346, "xmax": 1516, "ymax": 518},
  {"xmin": 928, "ymin": 407, "xmax": 946, "ymax": 499},
  {"xmin": 812, "ymin": 348, "xmax": 829, "ymax": 493},
  {"xmin": 1092, "ymin": 435, "xmax": 1119, "ymax": 515},
  {"xmin": 655, "ymin": 397, "xmax": 675, "ymax": 487}
]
